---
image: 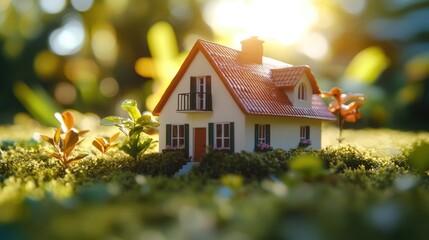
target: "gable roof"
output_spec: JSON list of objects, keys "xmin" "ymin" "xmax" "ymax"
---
[
  {"xmin": 271, "ymin": 66, "xmax": 319, "ymax": 93},
  {"xmin": 153, "ymin": 39, "xmax": 336, "ymax": 121}
]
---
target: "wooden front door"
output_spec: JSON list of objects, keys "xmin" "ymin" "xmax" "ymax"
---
[{"xmin": 194, "ymin": 128, "xmax": 206, "ymax": 162}]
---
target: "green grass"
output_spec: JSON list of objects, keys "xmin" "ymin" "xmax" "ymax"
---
[{"xmin": 1, "ymin": 124, "xmax": 429, "ymax": 240}]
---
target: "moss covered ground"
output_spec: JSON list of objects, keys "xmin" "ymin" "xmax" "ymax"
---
[{"xmin": 1, "ymin": 123, "xmax": 429, "ymax": 240}]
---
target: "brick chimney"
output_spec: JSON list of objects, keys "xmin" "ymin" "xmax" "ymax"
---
[{"xmin": 238, "ymin": 36, "xmax": 264, "ymax": 64}]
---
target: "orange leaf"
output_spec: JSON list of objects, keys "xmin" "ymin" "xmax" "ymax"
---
[
  {"xmin": 61, "ymin": 111, "xmax": 75, "ymax": 132},
  {"xmin": 343, "ymin": 113, "xmax": 359, "ymax": 123},
  {"xmin": 40, "ymin": 135, "xmax": 55, "ymax": 146},
  {"xmin": 54, "ymin": 128, "xmax": 61, "ymax": 146},
  {"xmin": 92, "ymin": 139, "xmax": 105, "ymax": 153},
  {"xmin": 63, "ymin": 129, "xmax": 79, "ymax": 156},
  {"xmin": 51, "ymin": 153, "xmax": 62, "ymax": 159},
  {"xmin": 110, "ymin": 132, "xmax": 120, "ymax": 143},
  {"xmin": 96, "ymin": 137, "xmax": 108, "ymax": 145},
  {"xmin": 78, "ymin": 129, "xmax": 90, "ymax": 136},
  {"xmin": 65, "ymin": 154, "xmax": 87, "ymax": 166}
]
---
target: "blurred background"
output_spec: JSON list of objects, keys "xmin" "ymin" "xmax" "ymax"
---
[{"xmin": 1, "ymin": 0, "xmax": 429, "ymax": 130}]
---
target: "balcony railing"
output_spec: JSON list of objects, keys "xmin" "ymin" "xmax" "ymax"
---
[{"xmin": 177, "ymin": 92, "xmax": 212, "ymax": 112}]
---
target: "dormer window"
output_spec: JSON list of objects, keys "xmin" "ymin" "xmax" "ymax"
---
[{"xmin": 298, "ymin": 83, "xmax": 306, "ymax": 100}]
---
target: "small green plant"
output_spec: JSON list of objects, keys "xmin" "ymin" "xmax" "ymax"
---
[
  {"xmin": 100, "ymin": 99, "xmax": 159, "ymax": 158},
  {"xmin": 40, "ymin": 111, "xmax": 88, "ymax": 168},
  {"xmin": 92, "ymin": 132, "xmax": 120, "ymax": 154},
  {"xmin": 321, "ymin": 87, "xmax": 365, "ymax": 143}
]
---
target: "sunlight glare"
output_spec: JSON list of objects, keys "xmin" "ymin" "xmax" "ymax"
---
[
  {"xmin": 204, "ymin": 0, "xmax": 318, "ymax": 45},
  {"xmin": 298, "ymin": 33, "xmax": 329, "ymax": 60}
]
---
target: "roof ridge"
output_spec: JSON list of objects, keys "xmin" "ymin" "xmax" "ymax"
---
[{"xmin": 196, "ymin": 38, "xmax": 240, "ymax": 53}]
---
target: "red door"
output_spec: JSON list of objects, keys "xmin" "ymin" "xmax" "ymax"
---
[{"xmin": 194, "ymin": 128, "xmax": 206, "ymax": 162}]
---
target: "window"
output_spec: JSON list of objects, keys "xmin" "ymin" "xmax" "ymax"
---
[
  {"xmin": 298, "ymin": 83, "xmax": 306, "ymax": 100},
  {"xmin": 166, "ymin": 124, "xmax": 189, "ymax": 156},
  {"xmin": 196, "ymin": 76, "xmax": 206, "ymax": 110},
  {"xmin": 215, "ymin": 123, "xmax": 230, "ymax": 149},
  {"xmin": 300, "ymin": 125, "xmax": 310, "ymax": 141},
  {"xmin": 190, "ymin": 75, "xmax": 212, "ymax": 111},
  {"xmin": 255, "ymin": 124, "xmax": 271, "ymax": 151},
  {"xmin": 255, "ymin": 124, "xmax": 270, "ymax": 144},
  {"xmin": 171, "ymin": 124, "xmax": 185, "ymax": 148},
  {"xmin": 208, "ymin": 122, "xmax": 234, "ymax": 151}
]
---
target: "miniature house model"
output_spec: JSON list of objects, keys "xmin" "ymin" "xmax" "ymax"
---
[{"xmin": 153, "ymin": 37, "xmax": 336, "ymax": 161}]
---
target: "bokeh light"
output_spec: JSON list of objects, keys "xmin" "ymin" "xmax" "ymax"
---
[
  {"xmin": 71, "ymin": 0, "xmax": 94, "ymax": 12},
  {"xmin": 12, "ymin": 0, "xmax": 34, "ymax": 13},
  {"xmin": 39, "ymin": 0, "xmax": 66, "ymax": 14},
  {"xmin": 48, "ymin": 14, "xmax": 85, "ymax": 56},
  {"xmin": 64, "ymin": 58, "xmax": 99, "ymax": 83},
  {"xmin": 33, "ymin": 50, "xmax": 60, "ymax": 80},
  {"xmin": 54, "ymin": 82, "xmax": 77, "ymax": 105},
  {"xmin": 99, "ymin": 77, "xmax": 119, "ymax": 98},
  {"xmin": 91, "ymin": 22, "xmax": 118, "ymax": 66}
]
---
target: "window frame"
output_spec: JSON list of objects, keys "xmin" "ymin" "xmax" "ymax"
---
[
  {"xmin": 298, "ymin": 83, "xmax": 306, "ymax": 100},
  {"xmin": 255, "ymin": 124, "xmax": 270, "ymax": 145},
  {"xmin": 215, "ymin": 123, "xmax": 230, "ymax": 150},
  {"xmin": 171, "ymin": 124, "xmax": 185, "ymax": 148},
  {"xmin": 195, "ymin": 76, "xmax": 207, "ymax": 110},
  {"xmin": 188, "ymin": 75, "xmax": 212, "ymax": 111},
  {"xmin": 300, "ymin": 125, "xmax": 310, "ymax": 141}
]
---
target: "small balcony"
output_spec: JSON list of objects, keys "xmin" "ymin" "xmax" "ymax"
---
[{"xmin": 177, "ymin": 92, "xmax": 212, "ymax": 112}]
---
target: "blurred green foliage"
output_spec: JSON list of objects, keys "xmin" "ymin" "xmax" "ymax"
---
[
  {"xmin": 2, "ymin": 127, "xmax": 429, "ymax": 239},
  {"xmin": 1, "ymin": 0, "xmax": 429, "ymax": 131}
]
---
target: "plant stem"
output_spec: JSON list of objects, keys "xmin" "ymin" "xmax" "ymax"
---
[{"xmin": 338, "ymin": 113, "xmax": 344, "ymax": 143}]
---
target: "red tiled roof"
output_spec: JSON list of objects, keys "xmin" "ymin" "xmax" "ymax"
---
[{"xmin": 153, "ymin": 39, "xmax": 336, "ymax": 121}]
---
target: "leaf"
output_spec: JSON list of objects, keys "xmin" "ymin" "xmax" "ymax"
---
[
  {"xmin": 54, "ymin": 128, "xmax": 61, "ymax": 146},
  {"xmin": 129, "ymin": 126, "xmax": 143, "ymax": 137},
  {"xmin": 40, "ymin": 135, "xmax": 54, "ymax": 146},
  {"xmin": 121, "ymin": 99, "xmax": 141, "ymax": 122},
  {"xmin": 62, "ymin": 111, "xmax": 75, "ymax": 132},
  {"xmin": 96, "ymin": 137, "xmax": 109, "ymax": 145},
  {"xmin": 100, "ymin": 116, "xmax": 123, "ymax": 126},
  {"xmin": 137, "ymin": 114, "xmax": 160, "ymax": 128},
  {"xmin": 51, "ymin": 153, "xmax": 62, "ymax": 159},
  {"xmin": 63, "ymin": 129, "xmax": 79, "ymax": 156},
  {"xmin": 13, "ymin": 81, "xmax": 61, "ymax": 126},
  {"xmin": 341, "ymin": 93, "xmax": 365, "ymax": 105},
  {"xmin": 65, "ymin": 154, "xmax": 88, "ymax": 166},
  {"xmin": 110, "ymin": 132, "xmax": 120, "ymax": 142},
  {"xmin": 92, "ymin": 139, "xmax": 105, "ymax": 153},
  {"xmin": 100, "ymin": 116, "xmax": 131, "ymax": 126},
  {"xmin": 119, "ymin": 126, "xmax": 129, "ymax": 136},
  {"xmin": 78, "ymin": 129, "xmax": 90, "ymax": 136},
  {"xmin": 136, "ymin": 114, "xmax": 152, "ymax": 125},
  {"xmin": 76, "ymin": 138, "xmax": 86, "ymax": 146}
]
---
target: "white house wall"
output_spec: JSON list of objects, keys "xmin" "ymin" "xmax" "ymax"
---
[
  {"xmin": 158, "ymin": 50, "xmax": 245, "ymax": 158},
  {"xmin": 245, "ymin": 115, "xmax": 322, "ymax": 150}
]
